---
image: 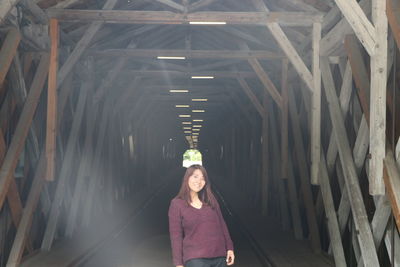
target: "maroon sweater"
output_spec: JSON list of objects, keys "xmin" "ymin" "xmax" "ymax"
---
[{"xmin": 168, "ymin": 198, "xmax": 234, "ymax": 266}]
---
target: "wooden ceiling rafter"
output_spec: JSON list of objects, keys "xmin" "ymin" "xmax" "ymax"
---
[{"xmin": 47, "ymin": 9, "xmax": 323, "ymax": 26}]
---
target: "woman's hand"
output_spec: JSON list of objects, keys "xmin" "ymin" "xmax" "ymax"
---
[{"xmin": 226, "ymin": 250, "xmax": 235, "ymax": 265}]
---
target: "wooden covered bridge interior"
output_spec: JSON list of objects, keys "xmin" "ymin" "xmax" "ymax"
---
[{"xmin": 0, "ymin": 0, "xmax": 400, "ymax": 266}]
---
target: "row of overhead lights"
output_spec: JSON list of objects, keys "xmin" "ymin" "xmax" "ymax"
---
[
  {"xmin": 157, "ymin": 44, "xmax": 218, "ymax": 149},
  {"xmin": 174, "ymin": 98, "xmax": 207, "ymax": 148}
]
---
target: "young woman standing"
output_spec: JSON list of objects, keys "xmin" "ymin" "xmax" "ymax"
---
[{"xmin": 168, "ymin": 165, "xmax": 235, "ymax": 267}]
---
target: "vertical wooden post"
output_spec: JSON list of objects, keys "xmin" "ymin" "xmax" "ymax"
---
[
  {"xmin": 311, "ymin": 22, "xmax": 321, "ymax": 185},
  {"xmin": 369, "ymin": 0, "xmax": 387, "ymax": 195},
  {"xmin": 261, "ymin": 94, "xmax": 269, "ymax": 215},
  {"xmin": 46, "ymin": 19, "xmax": 59, "ymax": 181},
  {"xmin": 281, "ymin": 59, "xmax": 289, "ymax": 180}
]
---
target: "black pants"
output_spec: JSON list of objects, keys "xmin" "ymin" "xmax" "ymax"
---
[{"xmin": 185, "ymin": 257, "xmax": 227, "ymax": 267}]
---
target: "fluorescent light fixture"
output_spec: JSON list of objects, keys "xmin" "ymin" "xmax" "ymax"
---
[
  {"xmin": 179, "ymin": 114, "xmax": 191, "ymax": 118},
  {"xmin": 192, "ymin": 98, "xmax": 208, "ymax": 102},
  {"xmin": 192, "ymin": 110, "xmax": 205, "ymax": 113},
  {"xmin": 170, "ymin": 90, "xmax": 188, "ymax": 93},
  {"xmin": 157, "ymin": 56, "xmax": 186, "ymax": 60},
  {"xmin": 183, "ymin": 127, "xmax": 192, "ymax": 130},
  {"xmin": 182, "ymin": 122, "xmax": 192, "ymax": 125},
  {"xmin": 193, "ymin": 129, "xmax": 200, "ymax": 131},
  {"xmin": 184, "ymin": 131, "xmax": 191, "ymax": 134},
  {"xmin": 193, "ymin": 125, "xmax": 202, "ymax": 128},
  {"xmin": 191, "ymin": 76, "xmax": 214, "ymax": 79},
  {"xmin": 193, "ymin": 119, "xmax": 203, "ymax": 122},
  {"xmin": 175, "ymin": 105, "xmax": 190, "ymax": 108},
  {"xmin": 193, "ymin": 133, "xmax": 199, "ymax": 135},
  {"xmin": 189, "ymin": 21, "xmax": 226, "ymax": 25}
]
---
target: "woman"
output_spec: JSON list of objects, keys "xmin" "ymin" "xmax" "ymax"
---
[{"xmin": 168, "ymin": 165, "xmax": 235, "ymax": 267}]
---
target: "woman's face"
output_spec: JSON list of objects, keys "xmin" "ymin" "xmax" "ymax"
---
[{"xmin": 188, "ymin": 169, "xmax": 206, "ymax": 193}]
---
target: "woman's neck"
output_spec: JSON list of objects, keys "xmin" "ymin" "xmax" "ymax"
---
[{"xmin": 190, "ymin": 191, "xmax": 200, "ymax": 203}]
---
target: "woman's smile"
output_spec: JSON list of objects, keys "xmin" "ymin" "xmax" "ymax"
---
[{"xmin": 188, "ymin": 169, "xmax": 206, "ymax": 192}]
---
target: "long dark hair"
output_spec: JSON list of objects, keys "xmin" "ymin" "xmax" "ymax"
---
[{"xmin": 176, "ymin": 165, "xmax": 218, "ymax": 209}]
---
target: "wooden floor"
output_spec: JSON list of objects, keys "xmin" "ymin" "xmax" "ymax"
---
[{"xmin": 21, "ymin": 170, "xmax": 334, "ymax": 267}]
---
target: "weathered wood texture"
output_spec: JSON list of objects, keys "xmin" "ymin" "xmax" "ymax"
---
[
  {"xmin": 0, "ymin": 54, "xmax": 49, "ymax": 210},
  {"xmin": 0, "ymin": 0, "xmax": 20, "ymax": 25},
  {"xmin": 321, "ymin": 58, "xmax": 379, "ymax": 266},
  {"xmin": 45, "ymin": 18, "xmax": 59, "ymax": 181},
  {"xmin": 0, "ymin": 28, "xmax": 21, "ymax": 87},
  {"xmin": 47, "ymin": 9, "xmax": 322, "ymax": 26}
]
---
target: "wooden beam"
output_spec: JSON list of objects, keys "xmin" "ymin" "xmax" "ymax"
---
[
  {"xmin": 315, "ymin": 61, "xmax": 352, "ymax": 221},
  {"xmin": 0, "ymin": 0, "xmax": 20, "ymax": 25},
  {"xmin": 333, "ymin": 0, "xmax": 376, "ymax": 55},
  {"xmin": 287, "ymin": 153, "xmax": 304, "ymax": 239},
  {"xmin": 247, "ymin": 58, "xmax": 283, "ymax": 109},
  {"xmin": 383, "ymin": 149, "xmax": 400, "ymax": 230},
  {"xmin": 237, "ymin": 77, "xmax": 265, "ymax": 119},
  {"xmin": 288, "ymin": 87, "xmax": 321, "ymax": 252},
  {"xmin": 387, "ymin": 0, "xmax": 400, "ymax": 50},
  {"xmin": 0, "ymin": 28, "xmax": 21, "ymax": 86},
  {"xmin": 47, "ymin": 9, "xmax": 323, "ymax": 26},
  {"xmin": 310, "ymin": 21, "xmax": 321, "ymax": 185},
  {"xmin": 90, "ymin": 48, "xmax": 284, "ymax": 59},
  {"xmin": 45, "ymin": 18, "xmax": 59, "ymax": 181},
  {"xmin": 188, "ymin": 0, "xmax": 219, "ymax": 12},
  {"xmin": 261, "ymin": 93, "xmax": 269, "ymax": 215},
  {"xmin": 280, "ymin": 59, "xmax": 289, "ymax": 180},
  {"xmin": 320, "ymin": 0, "xmax": 370, "ymax": 56},
  {"xmin": 369, "ymin": 0, "xmax": 388, "ymax": 195},
  {"xmin": 319, "ymin": 154, "xmax": 346, "ymax": 267},
  {"xmin": 0, "ymin": 54, "xmax": 49, "ymax": 211},
  {"xmin": 6, "ymin": 156, "xmax": 46, "ymax": 267},
  {"xmin": 320, "ymin": 58, "xmax": 379, "ymax": 266},
  {"xmin": 52, "ymin": 0, "xmax": 80, "ymax": 9},
  {"xmin": 82, "ymin": 102, "xmax": 111, "ymax": 226},
  {"xmin": 114, "ymin": 70, "xmax": 256, "ymax": 78},
  {"xmin": 267, "ymin": 23, "xmax": 314, "ymax": 92},
  {"xmin": 251, "ymin": 0, "xmax": 315, "ymax": 93},
  {"xmin": 65, "ymin": 104, "xmax": 97, "ymax": 236},
  {"xmin": 41, "ymin": 79, "xmax": 88, "ymax": 250},
  {"xmin": 154, "ymin": 0, "xmax": 185, "ymax": 11},
  {"xmin": 344, "ymin": 35, "xmax": 370, "ymax": 123},
  {"xmin": 56, "ymin": 0, "xmax": 119, "ymax": 87}
]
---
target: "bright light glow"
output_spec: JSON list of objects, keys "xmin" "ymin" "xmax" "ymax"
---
[
  {"xmin": 193, "ymin": 129, "xmax": 200, "ymax": 131},
  {"xmin": 175, "ymin": 105, "xmax": 190, "ymax": 108},
  {"xmin": 183, "ymin": 127, "xmax": 192, "ymax": 130},
  {"xmin": 189, "ymin": 21, "xmax": 226, "ymax": 25},
  {"xmin": 179, "ymin": 114, "xmax": 191, "ymax": 118},
  {"xmin": 193, "ymin": 133, "xmax": 199, "ymax": 135},
  {"xmin": 170, "ymin": 90, "xmax": 189, "ymax": 93},
  {"xmin": 157, "ymin": 56, "xmax": 186, "ymax": 60},
  {"xmin": 182, "ymin": 122, "xmax": 192, "ymax": 125},
  {"xmin": 191, "ymin": 76, "xmax": 214, "ymax": 79},
  {"xmin": 184, "ymin": 131, "xmax": 191, "ymax": 134},
  {"xmin": 192, "ymin": 110, "xmax": 205, "ymax": 113},
  {"xmin": 192, "ymin": 99, "xmax": 208, "ymax": 102},
  {"xmin": 193, "ymin": 125, "xmax": 202, "ymax": 128},
  {"xmin": 193, "ymin": 119, "xmax": 203, "ymax": 122}
]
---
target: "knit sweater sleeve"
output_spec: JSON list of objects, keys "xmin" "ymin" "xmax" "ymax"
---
[
  {"xmin": 168, "ymin": 199, "xmax": 184, "ymax": 266},
  {"xmin": 216, "ymin": 203, "xmax": 234, "ymax": 251}
]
